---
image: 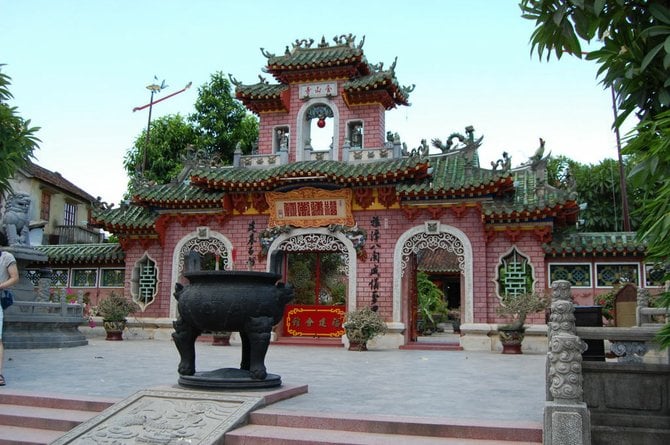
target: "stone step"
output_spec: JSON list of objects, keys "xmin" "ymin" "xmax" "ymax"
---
[
  {"xmin": 0, "ymin": 391, "xmax": 117, "ymax": 445},
  {"xmin": 273, "ymin": 336, "xmax": 344, "ymax": 347},
  {"xmin": 225, "ymin": 408, "xmax": 543, "ymax": 444}
]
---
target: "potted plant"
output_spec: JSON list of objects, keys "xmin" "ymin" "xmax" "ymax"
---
[
  {"xmin": 95, "ymin": 292, "xmax": 140, "ymax": 341},
  {"xmin": 343, "ymin": 306, "xmax": 387, "ymax": 351},
  {"xmin": 496, "ymin": 291, "xmax": 548, "ymax": 354},
  {"xmin": 416, "ymin": 271, "xmax": 449, "ymax": 335}
]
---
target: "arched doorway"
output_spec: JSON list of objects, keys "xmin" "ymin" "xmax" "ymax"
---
[
  {"xmin": 267, "ymin": 228, "xmax": 357, "ymax": 339},
  {"xmin": 393, "ymin": 222, "xmax": 473, "ymax": 343},
  {"xmin": 295, "ymin": 99, "xmax": 340, "ymax": 161},
  {"xmin": 169, "ymin": 228, "xmax": 232, "ymax": 318}
]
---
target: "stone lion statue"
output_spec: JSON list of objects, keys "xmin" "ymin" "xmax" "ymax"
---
[{"xmin": 1, "ymin": 192, "xmax": 31, "ymax": 246}]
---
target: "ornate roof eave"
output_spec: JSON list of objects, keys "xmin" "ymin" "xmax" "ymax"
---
[
  {"xmin": 483, "ymin": 200, "xmax": 580, "ymax": 225},
  {"xmin": 34, "ymin": 243, "xmax": 125, "ymax": 265},
  {"xmin": 235, "ymin": 85, "xmax": 290, "ymax": 114},
  {"xmin": 398, "ymin": 176, "xmax": 513, "ymax": 201},
  {"xmin": 189, "ymin": 159, "xmax": 431, "ymax": 193},
  {"xmin": 542, "ymin": 231, "xmax": 646, "ymax": 257},
  {"xmin": 269, "ymin": 66, "xmax": 362, "ymax": 84}
]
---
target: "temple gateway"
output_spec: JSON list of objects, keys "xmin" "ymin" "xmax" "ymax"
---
[{"xmin": 92, "ymin": 35, "xmax": 654, "ymax": 350}]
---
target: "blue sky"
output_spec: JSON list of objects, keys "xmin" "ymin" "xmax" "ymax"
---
[{"xmin": 2, "ymin": 0, "xmax": 625, "ymax": 205}]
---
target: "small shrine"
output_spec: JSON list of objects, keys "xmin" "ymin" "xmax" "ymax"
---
[{"xmin": 91, "ymin": 34, "xmax": 652, "ymax": 350}]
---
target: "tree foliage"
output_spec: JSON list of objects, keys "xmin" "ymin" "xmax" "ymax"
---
[
  {"xmin": 0, "ymin": 65, "xmax": 40, "ymax": 198},
  {"xmin": 189, "ymin": 72, "xmax": 258, "ymax": 159},
  {"xmin": 547, "ymin": 155, "xmax": 640, "ymax": 231},
  {"xmin": 125, "ymin": 72, "xmax": 258, "ymax": 189},
  {"xmin": 520, "ymin": 0, "xmax": 670, "ymax": 346},
  {"xmin": 123, "ymin": 114, "xmax": 198, "ymax": 191}
]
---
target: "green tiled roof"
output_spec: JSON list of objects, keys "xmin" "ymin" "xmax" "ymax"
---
[
  {"xmin": 35, "ymin": 243, "xmax": 124, "ymax": 265},
  {"xmin": 266, "ymin": 42, "xmax": 367, "ymax": 74},
  {"xmin": 480, "ymin": 168, "xmax": 578, "ymax": 223},
  {"xmin": 91, "ymin": 205, "xmax": 157, "ymax": 231},
  {"xmin": 190, "ymin": 158, "xmax": 429, "ymax": 191},
  {"xmin": 236, "ymin": 83, "xmax": 288, "ymax": 99},
  {"xmin": 133, "ymin": 181, "xmax": 225, "ymax": 207},
  {"xmin": 397, "ymin": 153, "xmax": 510, "ymax": 199},
  {"xmin": 544, "ymin": 232, "xmax": 645, "ymax": 257}
]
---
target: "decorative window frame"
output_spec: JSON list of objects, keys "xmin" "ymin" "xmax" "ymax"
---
[
  {"xmin": 50, "ymin": 269, "xmax": 69, "ymax": 288},
  {"xmin": 346, "ymin": 120, "xmax": 364, "ymax": 149},
  {"xmin": 595, "ymin": 262, "xmax": 640, "ymax": 288},
  {"xmin": 100, "ymin": 268, "xmax": 125, "ymax": 288},
  {"xmin": 547, "ymin": 263, "xmax": 592, "ymax": 288},
  {"xmin": 643, "ymin": 262, "xmax": 667, "ymax": 288},
  {"xmin": 273, "ymin": 125, "xmax": 290, "ymax": 153},
  {"xmin": 131, "ymin": 252, "xmax": 160, "ymax": 310},
  {"xmin": 70, "ymin": 268, "xmax": 98, "ymax": 288},
  {"xmin": 493, "ymin": 246, "xmax": 536, "ymax": 299}
]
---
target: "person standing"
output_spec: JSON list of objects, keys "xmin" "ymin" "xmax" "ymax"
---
[{"xmin": 0, "ymin": 231, "xmax": 19, "ymax": 386}]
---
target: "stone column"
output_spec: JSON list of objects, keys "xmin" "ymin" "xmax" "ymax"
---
[{"xmin": 544, "ymin": 280, "xmax": 591, "ymax": 445}]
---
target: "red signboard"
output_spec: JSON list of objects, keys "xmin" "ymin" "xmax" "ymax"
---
[{"xmin": 284, "ymin": 304, "xmax": 346, "ymax": 337}]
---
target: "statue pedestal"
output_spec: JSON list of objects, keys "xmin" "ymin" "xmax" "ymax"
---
[
  {"xmin": 2, "ymin": 246, "xmax": 88, "ymax": 349},
  {"xmin": 178, "ymin": 368, "xmax": 282, "ymax": 389}
]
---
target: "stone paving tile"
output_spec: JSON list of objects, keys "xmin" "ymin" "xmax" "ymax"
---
[{"xmin": 1, "ymin": 338, "xmax": 546, "ymax": 422}]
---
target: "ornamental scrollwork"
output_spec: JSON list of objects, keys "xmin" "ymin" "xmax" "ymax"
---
[
  {"xmin": 178, "ymin": 237, "xmax": 229, "ymax": 274},
  {"xmin": 548, "ymin": 332, "xmax": 586, "ymax": 402},
  {"xmin": 260, "ymin": 225, "xmax": 366, "ymax": 261},
  {"xmin": 610, "ymin": 341, "xmax": 648, "ymax": 363},
  {"xmin": 547, "ymin": 280, "xmax": 576, "ymax": 341},
  {"xmin": 400, "ymin": 231, "xmax": 465, "ymax": 276}
]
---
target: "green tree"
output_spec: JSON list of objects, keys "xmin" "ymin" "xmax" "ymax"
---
[
  {"xmin": 547, "ymin": 155, "xmax": 640, "ymax": 232},
  {"xmin": 123, "ymin": 114, "xmax": 198, "ymax": 188},
  {"xmin": 189, "ymin": 71, "xmax": 258, "ymax": 160},
  {"xmin": 0, "ymin": 65, "xmax": 40, "ymax": 198},
  {"xmin": 520, "ymin": 0, "xmax": 670, "ymax": 346}
]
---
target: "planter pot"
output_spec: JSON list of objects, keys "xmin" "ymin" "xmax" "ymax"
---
[
  {"xmin": 103, "ymin": 319, "xmax": 127, "ymax": 341},
  {"xmin": 347, "ymin": 339, "xmax": 368, "ymax": 351},
  {"xmin": 212, "ymin": 333, "xmax": 231, "ymax": 346},
  {"xmin": 498, "ymin": 327, "xmax": 525, "ymax": 354}
]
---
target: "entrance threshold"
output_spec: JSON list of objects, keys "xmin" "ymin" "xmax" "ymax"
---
[
  {"xmin": 273, "ymin": 336, "xmax": 344, "ymax": 348},
  {"xmin": 400, "ymin": 332, "xmax": 462, "ymax": 351}
]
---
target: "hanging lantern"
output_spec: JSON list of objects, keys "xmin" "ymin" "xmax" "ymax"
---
[{"xmin": 317, "ymin": 116, "xmax": 326, "ymax": 128}]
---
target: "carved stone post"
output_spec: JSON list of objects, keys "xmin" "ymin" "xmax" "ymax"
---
[
  {"xmin": 636, "ymin": 287, "xmax": 651, "ymax": 326},
  {"xmin": 544, "ymin": 280, "xmax": 591, "ymax": 445}
]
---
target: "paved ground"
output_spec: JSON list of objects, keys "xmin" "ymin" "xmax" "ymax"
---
[{"xmin": 1, "ymin": 336, "xmax": 547, "ymax": 423}]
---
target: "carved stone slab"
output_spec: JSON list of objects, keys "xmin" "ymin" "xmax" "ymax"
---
[{"xmin": 51, "ymin": 388, "xmax": 266, "ymax": 444}]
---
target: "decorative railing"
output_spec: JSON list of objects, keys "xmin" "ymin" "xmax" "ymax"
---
[{"xmin": 55, "ymin": 225, "xmax": 104, "ymax": 244}]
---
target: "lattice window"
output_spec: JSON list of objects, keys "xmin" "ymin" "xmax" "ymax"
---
[
  {"xmin": 26, "ymin": 269, "xmax": 41, "ymax": 286},
  {"xmin": 644, "ymin": 263, "xmax": 667, "ymax": 287},
  {"xmin": 64, "ymin": 202, "xmax": 77, "ymax": 226},
  {"xmin": 71, "ymin": 268, "xmax": 97, "ymax": 287},
  {"xmin": 131, "ymin": 253, "xmax": 159, "ymax": 309},
  {"xmin": 51, "ymin": 269, "xmax": 69, "ymax": 287},
  {"xmin": 497, "ymin": 248, "xmax": 534, "ymax": 297},
  {"xmin": 549, "ymin": 264, "xmax": 591, "ymax": 287},
  {"xmin": 100, "ymin": 268, "xmax": 125, "ymax": 288},
  {"xmin": 596, "ymin": 263, "xmax": 639, "ymax": 287}
]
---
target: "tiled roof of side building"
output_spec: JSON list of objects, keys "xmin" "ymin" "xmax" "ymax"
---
[
  {"xmin": 35, "ymin": 243, "xmax": 124, "ymax": 265},
  {"xmin": 543, "ymin": 232, "xmax": 646, "ymax": 257},
  {"xmin": 22, "ymin": 161, "xmax": 97, "ymax": 203}
]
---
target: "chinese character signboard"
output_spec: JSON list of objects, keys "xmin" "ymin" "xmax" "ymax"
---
[
  {"xmin": 266, "ymin": 187, "xmax": 354, "ymax": 228},
  {"xmin": 284, "ymin": 304, "xmax": 346, "ymax": 337},
  {"xmin": 298, "ymin": 82, "xmax": 337, "ymax": 99}
]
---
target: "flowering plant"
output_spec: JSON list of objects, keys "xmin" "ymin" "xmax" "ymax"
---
[{"xmin": 343, "ymin": 306, "xmax": 387, "ymax": 342}]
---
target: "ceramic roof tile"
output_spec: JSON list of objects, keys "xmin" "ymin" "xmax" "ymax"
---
[
  {"xmin": 91, "ymin": 204, "xmax": 157, "ymax": 230},
  {"xmin": 35, "ymin": 243, "xmax": 124, "ymax": 264},
  {"xmin": 267, "ymin": 43, "xmax": 365, "ymax": 70},
  {"xmin": 22, "ymin": 161, "xmax": 97, "ymax": 203},
  {"xmin": 133, "ymin": 181, "xmax": 225, "ymax": 206},
  {"xmin": 544, "ymin": 232, "xmax": 645, "ymax": 257}
]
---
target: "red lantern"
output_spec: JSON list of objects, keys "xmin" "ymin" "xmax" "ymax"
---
[{"xmin": 317, "ymin": 117, "xmax": 326, "ymax": 128}]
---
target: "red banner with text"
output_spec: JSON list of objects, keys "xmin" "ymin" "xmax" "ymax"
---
[{"xmin": 284, "ymin": 304, "xmax": 346, "ymax": 337}]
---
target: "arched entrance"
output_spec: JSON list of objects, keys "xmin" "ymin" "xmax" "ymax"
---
[
  {"xmin": 267, "ymin": 228, "xmax": 357, "ymax": 338},
  {"xmin": 393, "ymin": 222, "xmax": 473, "ymax": 342},
  {"xmin": 169, "ymin": 228, "xmax": 232, "ymax": 318}
]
